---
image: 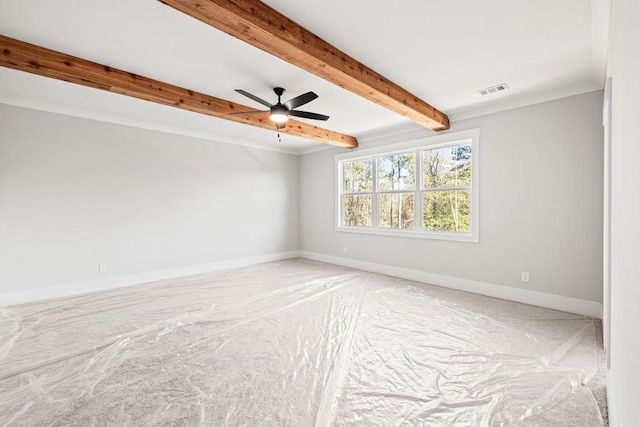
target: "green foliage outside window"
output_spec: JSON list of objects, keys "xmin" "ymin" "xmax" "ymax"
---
[
  {"xmin": 422, "ymin": 144, "xmax": 472, "ymax": 232},
  {"xmin": 340, "ymin": 142, "xmax": 473, "ymax": 235},
  {"xmin": 423, "ymin": 191, "xmax": 470, "ymax": 232}
]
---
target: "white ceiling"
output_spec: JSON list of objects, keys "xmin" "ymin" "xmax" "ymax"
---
[{"xmin": 0, "ymin": 0, "xmax": 609, "ymax": 154}]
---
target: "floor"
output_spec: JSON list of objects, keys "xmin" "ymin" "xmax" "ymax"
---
[{"xmin": 0, "ymin": 259, "xmax": 606, "ymax": 426}]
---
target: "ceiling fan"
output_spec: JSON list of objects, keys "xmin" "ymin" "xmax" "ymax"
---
[{"xmin": 232, "ymin": 87, "xmax": 329, "ymax": 129}]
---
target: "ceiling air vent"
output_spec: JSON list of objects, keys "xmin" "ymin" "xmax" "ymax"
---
[{"xmin": 478, "ymin": 83, "xmax": 509, "ymax": 96}]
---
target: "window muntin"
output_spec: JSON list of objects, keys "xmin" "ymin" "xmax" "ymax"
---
[{"xmin": 337, "ymin": 131, "xmax": 478, "ymax": 242}]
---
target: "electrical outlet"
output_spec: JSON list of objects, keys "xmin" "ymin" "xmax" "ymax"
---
[
  {"xmin": 521, "ymin": 272, "xmax": 529, "ymax": 282},
  {"xmin": 343, "ymin": 246, "xmax": 348, "ymax": 254},
  {"xmin": 99, "ymin": 263, "xmax": 108, "ymax": 273}
]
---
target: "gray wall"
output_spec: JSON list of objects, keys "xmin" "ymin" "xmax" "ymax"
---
[
  {"xmin": 300, "ymin": 91, "xmax": 604, "ymax": 303},
  {"xmin": 607, "ymin": 0, "xmax": 640, "ymax": 424},
  {"xmin": 0, "ymin": 104, "xmax": 299, "ymax": 293}
]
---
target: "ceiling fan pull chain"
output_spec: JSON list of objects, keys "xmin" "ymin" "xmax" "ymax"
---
[{"xmin": 277, "ymin": 133, "xmax": 282, "ymax": 143}]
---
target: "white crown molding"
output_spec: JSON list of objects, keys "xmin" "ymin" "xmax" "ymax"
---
[
  {"xmin": 447, "ymin": 85, "xmax": 603, "ymax": 122},
  {"xmin": 3, "ymin": 83, "xmax": 604, "ymax": 158},
  {"xmin": 299, "ymin": 86, "xmax": 605, "ymax": 156},
  {"xmin": 301, "ymin": 251, "xmax": 603, "ymax": 318},
  {"xmin": 297, "ymin": 122, "xmax": 434, "ymax": 156},
  {"xmin": 0, "ymin": 96, "xmax": 300, "ymax": 155},
  {"xmin": 296, "ymin": 142, "xmax": 336, "ymax": 156},
  {"xmin": 357, "ymin": 121, "xmax": 426, "ymax": 142}
]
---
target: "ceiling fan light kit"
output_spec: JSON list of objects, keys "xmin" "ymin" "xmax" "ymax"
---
[{"xmin": 270, "ymin": 107, "xmax": 289, "ymax": 123}]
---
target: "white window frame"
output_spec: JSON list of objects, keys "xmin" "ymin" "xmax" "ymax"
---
[{"xmin": 335, "ymin": 128, "xmax": 479, "ymax": 243}]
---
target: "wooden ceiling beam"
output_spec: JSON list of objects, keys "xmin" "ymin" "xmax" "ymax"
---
[
  {"xmin": 0, "ymin": 35, "xmax": 358, "ymax": 149},
  {"xmin": 158, "ymin": 0, "xmax": 450, "ymax": 131}
]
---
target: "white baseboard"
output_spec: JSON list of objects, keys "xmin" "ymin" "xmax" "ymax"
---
[
  {"xmin": 3, "ymin": 250, "xmax": 603, "ymax": 319},
  {"xmin": 1, "ymin": 251, "xmax": 301, "ymax": 307},
  {"xmin": 301, "ymin": 251, "xmax": 603, "ymax": 318}
]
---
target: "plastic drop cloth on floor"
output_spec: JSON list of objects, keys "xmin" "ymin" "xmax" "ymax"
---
[{"xmin": 0, "ymin": 259, "xmax": 604, "ymax": 426}]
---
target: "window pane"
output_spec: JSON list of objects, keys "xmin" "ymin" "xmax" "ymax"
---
[
  {"xmin": 343, "ymin": 160, "xmax": 372, "ymax": 193},
  {"xmin": 378, "ymin": 153, "xmax": 416, "ymax": 191},
  {"xmin": 423, "ymin": 191, "xmax": 470, "ymax": 232},
  {"xmin": 422, "ymin": 144, "xmax": 472, "ymax": 188},
  {"xmin": 343, "ymin": 194, "xmax": 372, "ymax": 226},
  {"xmin": 379, "ymin": 193, "xmax": 414, "ymax": 229}
]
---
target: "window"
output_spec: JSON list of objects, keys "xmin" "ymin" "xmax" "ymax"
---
[
  {"xmin": 336, "ymin": 129, "xmax": 479, "ymax": 242},
  {"xmin": 342, "ymin": 159, "xmax": 372, "ymax": 226},
  {"xmin": 377, "ymin": 152, "xmax": 416, "ymax": 230}
]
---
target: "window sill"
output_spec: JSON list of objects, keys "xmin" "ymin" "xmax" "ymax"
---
[{"xmin": 336, "ymin": 225, "xmax": 478, "ymax": 243}]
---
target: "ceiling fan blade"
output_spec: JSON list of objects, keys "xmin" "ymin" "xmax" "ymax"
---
[
  {"xmin": 284, "ymin": 91, "xmax": 318, "ymax": 110},
  {"xmin": 235, "ymin": 89, "xmax": 273, "ymax": 108},
  {"xmin": 229, "ymin": 110, "xmax": 269, "ymax": 115},
  {"xmin": 288, "ymin": 110, "xmax": 329, "ymax": 121}
]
